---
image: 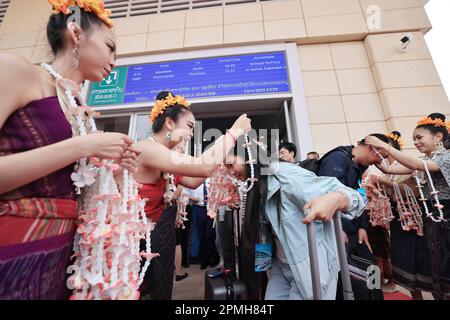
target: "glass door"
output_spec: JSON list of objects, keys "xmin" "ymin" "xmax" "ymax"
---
[{"xmin": 94, "ymin": 113, "xmax": 132, "ymax": 135}]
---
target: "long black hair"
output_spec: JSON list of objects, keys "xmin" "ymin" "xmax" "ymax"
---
[{"xmin": 238, "ymin": 162, "xmax": 269, "ymax": 300}]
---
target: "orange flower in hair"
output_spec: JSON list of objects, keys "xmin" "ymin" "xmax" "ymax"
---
[
  {"xmin": 48, "ymin": 0, "xmax": 113, "ymax": 28},
  {"xmin": 417, "ymin": 117, "xmax": 450, "ymax": 133},
  {"xmin": 48, "ymin": 0, "xmax": 73, "ymax": 14},
  {"xmin": 75, "ymin": 0, "xmax": 113, "ymax": 28},
  {"xmin": 386, "ymin": 133, "xmax": 405, "ymax": 148},
  {"xmin": 150, "ymin": 93, "xmax": 191, "ymax": 123}
]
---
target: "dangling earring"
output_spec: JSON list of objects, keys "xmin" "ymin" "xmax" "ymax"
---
[
  {"xmin": 435, "ymin": 141, "xmax": 445, "ymax": 153},
  {"xmin": 166, "ymin": 131, "xmax": 172, "ymax": 142},
  {"xmin": 72, "ymin": 44, "xmax": 79, "ymax": 69}
]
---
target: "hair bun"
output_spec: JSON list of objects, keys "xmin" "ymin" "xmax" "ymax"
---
[
  {"xmin": 391, "ymin": 131, "xmax": 402, "ymax": 137},
  {"xmin": 156, "ymin": 91, "xmax": 174, "ymax": 101},
  {"xmin": 428, "ymin": 113, "xmax": 446, "ymax": 122}
]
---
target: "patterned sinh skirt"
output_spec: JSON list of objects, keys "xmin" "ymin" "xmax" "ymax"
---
[
  {"xmin": 0, "ymin": 198, "xmax": 77, "ymax": 300},
  {"xmin": 0, "ymin": 233, "xmax": 74, "ymax": 299},
  {"xmin": 391, "ymin": 206, "xmax": 433, "ymax": 292},
  {"xmin": 423, "ymin": 199, "xmax": 450, "ymax": 299},
  {"xmin": 141, "ymin": 206, "xmax": 177, "ymax": 300},
  {"xmin": 391, "ymin": 200, "xmax": 450, "ymax": 298}
]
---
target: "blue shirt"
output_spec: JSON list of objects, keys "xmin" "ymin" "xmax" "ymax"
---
[{"xmin": 264, "ymin": 162, "xmax": 365, "ymax": 299}]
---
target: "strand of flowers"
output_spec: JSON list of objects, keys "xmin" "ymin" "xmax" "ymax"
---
[
  {"xmin": 403, "ymin": 184, "xmax": 424, "ymax": 236},
  {"xmin": 176, "ymin": 192, "xmax": 189, "ymax": 229},
  {"xmin": 240, "ymin": 134, "xmax": 257, "ymax": 192},
  {"xmin": 413, "ymin": 169, "xmax": 431, "ymax": 219},
  {"xmin": 205, "ymin": 133, "xmax": 257, "ymax": 237},
  {"xmin": 376, "ymin": 181, "xmax": 395, "ymax": 227},
  {"xmin": 393, "ymin": 182, "xmax": 422, "ymax": 235},
  {"xmin": 421, "ymin": 159, "xmax": 446, "ymax": 223},
  {"xmin": 207, "ymin": 165, "xmax": 238, "ymax": 220},
  {"xmin": 364, "ymin": 179, "xmax": 394, "ymax": 229},
  {"xmin": 163, "ymin": 173, "xmax": 177, "ymax": 205},
  {"xmin": 41, "ymin": 63, "xmax": 157, "ymax": 299},
  {"xmin": 237, "ymin": 183, "xmax": 248, "ymax": 238}
]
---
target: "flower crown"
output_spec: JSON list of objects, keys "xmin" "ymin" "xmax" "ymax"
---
[
  {"xmin": 386, "ymin": 133, "xmax": 405, "ymax": 148},
  {"xmin": 48, "ymin": 0, "xmax": 113, "ymax": 28},
  {"xmin": 150, "ymin": 93, "xmax": 191, "ymax": 123},
  {"xmin": 417, "ymin": 117, "xmax": 450, "ymax": 133}
]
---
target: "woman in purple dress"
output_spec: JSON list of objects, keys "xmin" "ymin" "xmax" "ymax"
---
[{"xmin": 0, "ymin": 1, "xmax": 136, "ymax": 299}]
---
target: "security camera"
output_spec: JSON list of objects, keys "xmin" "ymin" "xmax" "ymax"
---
[{"xmin": 399, "ymin": 33, "xmax": 413, "ymax": 53}]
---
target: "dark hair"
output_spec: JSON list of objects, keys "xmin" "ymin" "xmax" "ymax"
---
[
  {"xmin": 152, "ymin": 91, "xmax": 192, "ymax": 133},
  {"xmin": 359, "ymin": 133, "xmax": 390, "ymax": 146},
  {"xmin": 307, "ymin": 151, "xmax": 320, "ymax": 158},
  {"xmin": 416, "ymin": 113, "xmax": 449, "ymax": 148},
  {"xmin": 387, "ymin": 131, "xmax": 402, "ymax": 151},
  {"xmin": 241, "ymin": 163, "xmax": 268, "ymax": 299},
  {"xmin": 279, "ymin": 142, "xmax": 297, "ymax": 158},
  {"xmin": 47, "ymin": 10, "xmax": 106, "ymax": 55}
]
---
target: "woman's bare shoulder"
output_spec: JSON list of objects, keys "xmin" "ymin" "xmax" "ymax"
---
[{"xmin": 0, "ymin": 53, "xmax": 41, "ymax": 104}]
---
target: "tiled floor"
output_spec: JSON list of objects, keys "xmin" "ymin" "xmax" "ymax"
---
[{"xmin": 172, "ymin": 264, "xmax": 208, "ymax": 300}]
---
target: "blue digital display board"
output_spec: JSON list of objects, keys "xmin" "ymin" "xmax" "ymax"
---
[{"xmin": 88, "ymin": 51, "xmax": 290, "ymax": 106}]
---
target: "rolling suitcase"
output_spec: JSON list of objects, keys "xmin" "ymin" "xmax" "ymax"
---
[
  {"xmin": 204, "ymin": 208, "xmax": 248, "ymax": 300},
  {"xmin": 204, "ymin": 269, "xmax": 248, "ymax": 300},
  {"xmin": 346, "ymin": 243, "xmax": 384, "ymax": 300}
]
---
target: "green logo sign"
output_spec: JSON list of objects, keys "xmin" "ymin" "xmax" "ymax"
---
[{"xmin": 87, "ymin": 66, "xmax": 128, "ymax": 106}]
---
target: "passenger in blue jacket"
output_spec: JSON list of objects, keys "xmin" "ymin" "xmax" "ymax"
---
[{"xmin": 226, "ymin": 156, "xmax": 365, "ymax": 300}]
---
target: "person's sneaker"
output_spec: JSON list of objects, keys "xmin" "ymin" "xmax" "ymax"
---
[
  {"xmin": 175, "ymin": 273, "xmax": 189, "ymax": 281},
  {"xmin": 200, "ymin": 263, "xmax": 209, "ymax": 270}
]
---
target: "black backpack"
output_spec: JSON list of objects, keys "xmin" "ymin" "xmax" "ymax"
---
[{"xmin": 298, "ymin": 146, "xmax": 353, "ymax": 176}]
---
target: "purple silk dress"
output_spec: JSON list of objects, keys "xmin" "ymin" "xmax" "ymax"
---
[{"xmin": 0, "ymin": 96, "xmax": 78, "ymax": 300}]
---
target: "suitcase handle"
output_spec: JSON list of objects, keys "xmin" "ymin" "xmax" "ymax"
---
[
  {"xmin": 306, "ymin": 211, "xmax": 355, "ymax": 300},
  {"xmin": 333, "ymin": 213, "xmax": 355, "ymax": 300},
  {"xmin": 306, "ymin": 221, "xmax": 322, "ymax": 300}
]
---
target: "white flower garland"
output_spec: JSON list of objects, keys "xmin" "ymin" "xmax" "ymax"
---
[
  {"xmin": 413, "ymin": 157, "xmax": 446, "ymax": 223},
  {"xmin": 42, "ymin": 63, "xmax": 157, "ymax": 300}
]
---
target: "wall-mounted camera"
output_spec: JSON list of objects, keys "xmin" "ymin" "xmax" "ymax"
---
[{"xmin": 399, "ymin": 33, "xmax": 413, "ymax": 53}]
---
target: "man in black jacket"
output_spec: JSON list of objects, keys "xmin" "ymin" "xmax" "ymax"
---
[{"xmin": 317, "ymin": 134, "xmax": 390, "ymax": 252}]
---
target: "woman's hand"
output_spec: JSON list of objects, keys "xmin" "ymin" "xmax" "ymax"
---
[
  {"xmin": 365, "ymin": 135, "xmax": 389, "ymax": 151},
  {"xmin": 358, "ymin": 228, "xmax": 373, "ymax": 253},
  {"xmin": 80, "ymin": 132, "xmax": 134, "ymax": 160},
  {"xmin": 302, "ymin": 192, "xmax": 348, "ymax": 224},
  {"xmin": 229, "ymin": 114, "xmax": 252, "ymax": 138},
  {"xmin": 118, "ymin": 147, "xmax": 141, "ymax": 173}
]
